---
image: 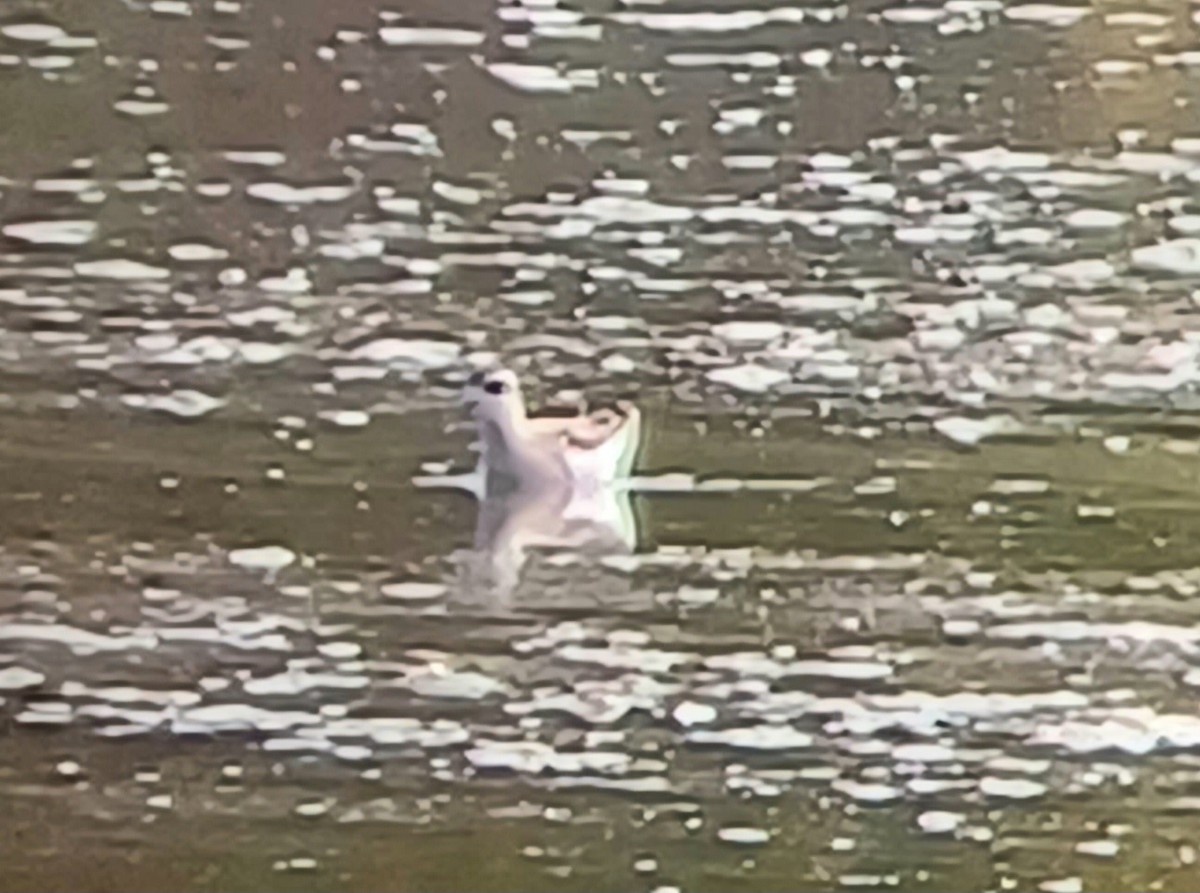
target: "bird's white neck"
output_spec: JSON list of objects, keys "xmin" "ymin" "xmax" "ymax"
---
[{"xmin": 492, "ymin": 400, "xmax": 529, "ymax": 440}]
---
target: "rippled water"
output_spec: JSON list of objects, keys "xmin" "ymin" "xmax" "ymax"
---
[{"xmin": 8, "ymin": 0, "xmax": 1200, "ymax": 889}]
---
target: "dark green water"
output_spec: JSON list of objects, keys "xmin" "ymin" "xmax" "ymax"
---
[{"xmin": 6, "ymin": 0, "xmax": 1200, "ymax": 889}]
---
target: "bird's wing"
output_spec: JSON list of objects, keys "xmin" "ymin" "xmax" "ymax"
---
[
  {"xmin": 522, "ymin": 403, "xmax": 642, "ymax": 481},
  {"xmin": 523, "ymin": 408, "xmax": 631, "ymax": 449},
  {"xmin": 559, "ymin": 404, "xmax": 635, "ymax": 451}
]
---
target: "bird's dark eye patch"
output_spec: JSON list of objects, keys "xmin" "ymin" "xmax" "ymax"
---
[{"xmin": 484, "ymin": 380, "xmax": 507, "ymax": 395}]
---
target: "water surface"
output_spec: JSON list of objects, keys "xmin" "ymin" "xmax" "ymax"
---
[{"xmin": 5, "ymin": 0, "xmax": 1200, "ymax": 890}]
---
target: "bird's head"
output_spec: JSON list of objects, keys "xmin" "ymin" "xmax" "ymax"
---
[{"xmin": 463, "ymin": 368, "xmax": 525, "ymax": 424}]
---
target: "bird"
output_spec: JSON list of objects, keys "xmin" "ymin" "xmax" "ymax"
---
[{"xmin": 463, "ymin": 368, "xmax": 641, "ymax": 490}]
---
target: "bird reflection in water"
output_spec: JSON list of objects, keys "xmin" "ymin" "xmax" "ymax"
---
[{"xmin": 469, "ymin": 476, "xmax": 640, "ymax": 595}]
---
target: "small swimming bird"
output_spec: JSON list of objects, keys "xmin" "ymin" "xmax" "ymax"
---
[{"xmin": 464, "ymin": 368, "xmax": 641, "ymax": 489}]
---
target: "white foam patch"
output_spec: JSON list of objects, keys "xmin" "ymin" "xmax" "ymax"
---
[
  {"xmin": 881, "ymin": 6, "xmax": 947, "ymax": 23},
  {"xmin": 173, "ymin": 703, "xmax": 320, "ymax": 733},
  {"xmin": 816, "ymin": 690, "xmax": 1091, "ymax": 737},
  {"xmin": 1131, "ymin": 239, "xmax": 1200, "ymax": 275},
  {"xmin": 229, "ymin": 545, "xmax": 295, "ymax": 571},
  {"xmin": 168, "ymin": 242, "xmax": 229, "ymax": 261},
  {"xmin": 578, "ymin": 195, "xmax": 693, "ymax": 224},
  {"xmin": 833, "ymin": 780, "xmax": 902, "ymax": 802},
  {"xmin": 667, "ymin": 51, "xmax": 782, "ymax": 68},
  {"xmin": 1048, "ymin": 258, "xmax": 1114, "ymax": 285},
  {"xmin": 114, "ymin": 98, "xmax": 169, "ymax": 116},
  {"xmin": 0, "ymin": 666, "xmax": 45, "ymax": 689},
  {"xmin": 705, "ymin": 652, "xmax": 893, "ymax": 680},
  {"xmin": 717, "ymin": 826, "xmax": 770, "ymax": 844},
  {"xmin": 309, "ymin": 717, "xmax": 468, "ymax": 747},
  {"xmin": 1030, "ymin": 709, "xmax": 1200, "ymax": 753},
  {"xmin": 0, "ymin": 623, "xmax": 158, "ymax": 653},
  {"xmin": 487, "ymin": 63, "xmax": 597, "ymax": 93},
  {"xmin": 405, "ymin": 669, "xmax": 504, "ymax": 700},
  {"xmin": 1168, "ymin": 215, "xmax": 1200, "ymax": 235},
  {"xmin": 700, "ymin": 206, "xmax": 817, "ymax": 226},
  {"xmin": 508, "ymin": 681, "xmax": 667, "ymax": 724},
  {"xmin": 467, "ymin": 740, "xmax": 630, "ymax": 774},
  {"xmin": 319, "ymin": 410, "xmax": 371, "ymax": 428},
  {"xmin": 894, "ymin": 743, "xmax": 956, "ymax": 763},
  {"xmin": 1117, "ymin": 151, "xmax": 1194, "ymax": 175},
  {"xmin": 917, "ymin": 811, "xmax": 963, "ymax": 833},
  {"xmin": 75, "ymin": 258, "xmax": 169, "ymax": 280},
  {"xmin": 15, "ymin": 703, "xmax": 74, "ymax": 725},
  {"xmin": 1003, "ymin": 4, "xmax": 1090, "ymax": 26},
  {"xmin": 121, "ymin": 390, "xmax": 225, "ymax": 418},
  {"xmin": 987, "ymin": 620, "xmax": 1200, "ymax": 648},
  {"xmin": 979, "ymin": 776, "xmax": 1047, "ymax": 798},
  {"xmin": 613, "ymin": 8, "xmax": 804, "ymax": 30},
  {"xmin": 2, "ymin": 22, "xmax": 68, "ymax": 41},
  {"xmin": 259, "ymin": 268, "xmax": 311, "ymax": 294},
  {"xmin": 934, "ymin": 414, "xmax": 1024, "ymax": 445},
  {"xmin": 380, "ymin": 581, "xmax": 447, "ymax": 600},
  {"xmin": 379, "ymin": 26, "xmax": 484, "ymax": 46},
  {"xmin": 1063, "ymin": 209, "xmax": 1125, "ymax": 229},
  {"xmin": 244, "ymin": 671, "xmax": 369, "ymax": 695},
  {"xmin": 688, "ymin": 725, "xmax": 814, "ymax": 749},
  {"xmin": 558, "ymin": 643, "xmax": 692, "ymax": 673},
  {"xmin": 151, "ymin": 1, "xmax": 193, "ymax": 16},
  {"xmin": 707, "ymin": 363, "xmax": 790, "ymax": 393},
  {"xmin": 712, "ymin": 321, "xmax": 785, "ymax": 344},
  {"xmin": 4, "ymin": 220, "xmax": 96, "ymax": 245},
  {"xmin": 1039, "ymin": 879, "xmax": 1082, "ymax": 893},
  {"xmin": 61, "ymin": 682, "xmax": 200, "ymax": 706},
  {"xmin": 1076, "ymin": 840, "xmax": 1119, "ymax": 857},
  {"xmin": 247, "ymin": 181, "xmax": 355, "ymax": 204},
  {"xmin": 240, "ymin": 343, "xmax": 289, "ymax": 364},
  {"xmin": 347, "ymin": 337, "xmax": 459, "ymax": 369},
  {"xmin": 894, "ymin": 225, "xmax": 976, "ymax": 244},
  {"xmin": 222, "ymin": 150, "xmax": 287, "ymax": 166},
  {"xmin": 34, "ymin": 177, "xmax": 99, "ymax": 193},
  {"xmin": 956, "ymin": 146, "xmax": 1053, "ymax": 171},
  {"xmin": 673, "ymin": 701, "xmax": 718, "ymax": 726},
  {"xmin": 388, "ymin": 122, "xmax": 441, "ymax": 157}
]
